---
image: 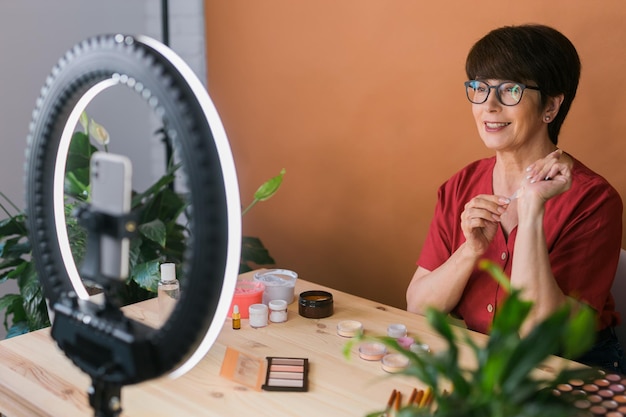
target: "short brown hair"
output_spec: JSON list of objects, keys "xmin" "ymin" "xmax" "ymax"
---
[{"xmin": 465, "ymin": 24, "xmax": 581, "ymax": 145}]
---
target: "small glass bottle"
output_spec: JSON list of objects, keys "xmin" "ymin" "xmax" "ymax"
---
[
  {"xmin": 232, "ymin": 305, "xmax": 241, "ymax": 330},
  {"xmin": 158, "ymin": 263, "xmax": 180, "ymax": 320},
  {"xmin": 269, "ymin": 299, "xmax": 288, "ymax": 323}
]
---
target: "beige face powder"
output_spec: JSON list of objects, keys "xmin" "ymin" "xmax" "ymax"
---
[
  {"xmin": 337, "ymin": 320, "xmax": 363, "ymax": 338},
  {"xmin": 381, "ymin": 353, "xmax": 410, "ymax": 373},
  {"xmin": 358, "ymin": 342, "xmax": 387, "ymax": 361}
]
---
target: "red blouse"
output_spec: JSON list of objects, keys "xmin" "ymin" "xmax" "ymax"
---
[{"xmin": 418, "ymin": 156, "xmax": 623, "ymax": 334}]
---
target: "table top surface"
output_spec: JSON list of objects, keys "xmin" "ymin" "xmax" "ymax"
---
[{"xmin": 0, "ymin": 271, "xmax": 576, "ymax": 417}]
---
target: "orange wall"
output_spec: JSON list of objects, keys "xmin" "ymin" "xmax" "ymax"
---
[{"xmin": 204, "ymin": 1, "xmax": 626, "ymax": 309}]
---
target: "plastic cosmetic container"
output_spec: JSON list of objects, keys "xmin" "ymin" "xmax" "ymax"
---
[
  {"xmin": 229, "ymin": 280, "xmax": 265, "ymax": 319},
  {"xmin": 387, "ymin": 323, "xmax": 407, "ymax": 338},
  {"xmin": 381, "ymin": 353, "xmax": 410, "ymax": 373},
  {"xmin": 298, "ymin": 290, "xmax": 333, "ymax": 319},
  {"xmin": 254, "ymin": 269, "xmax": 298, "ymax": 304},
  {"xmin": 409, "ymin": 343, "xmax": 431, "ymax": 356},
  {"xmin": 358, "ymin": 342, "xmax": 387, "ymax": 361},
  {"xmin": 396, "ymin": 336, "xmax": 415, "ymax": 349},
  {"xmin": 337, "ymin": 320, "xmax": 363, "ymax": 338},
  {"xmin": 249, "ymin": 303, "xmax": 269, "ymax": 328},
  {"xmin": 268, "ymin": 299, "xmax": 288, "ymax": 323},
  {"xmin": 158, "ymin": 263, "xmax": 180, "ymax": 320}
]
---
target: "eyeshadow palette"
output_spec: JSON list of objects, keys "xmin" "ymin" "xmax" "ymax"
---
[
  {"xmin": 262, "ymin": 357, "xmax": 309, "ymax": 392},
  {"xmin": 554, "ymin": 372, "xmax": 626, "ymax": 416}
]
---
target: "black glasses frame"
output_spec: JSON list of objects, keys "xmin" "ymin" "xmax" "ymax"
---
[{"xmin": 464, "ymin": 80, "xmax": 541, "ymax": 106}]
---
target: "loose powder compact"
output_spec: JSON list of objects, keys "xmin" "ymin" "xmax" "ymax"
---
[
  {"xmin": 381, "ymin": 353, "xmax": 410, "ymax": 373},
  {"xmin": 358, "ymin": 342, "xmax": 387, "ymax": 361},
  {"xmin": 337, "ymin": 320, "xmax": 363, "ymax": 338}
]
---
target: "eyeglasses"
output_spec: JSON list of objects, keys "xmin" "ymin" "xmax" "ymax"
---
[{"xmin": 464, "ymin": 80, "xmax": 541, "ymax": 106}]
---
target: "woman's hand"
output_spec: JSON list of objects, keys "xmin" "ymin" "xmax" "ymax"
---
[
  {"xmin": 460, "ymin": 194, "xmax": 507, "ymax": 255},
  {"xmin": 518, "ymin": 149, "xmax": 573, "ymax": 204}
]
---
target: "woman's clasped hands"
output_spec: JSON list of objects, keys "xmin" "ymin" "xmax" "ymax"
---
[{"xmin": 460, "ymin": 149, "xmax": 572, "ymax": 256}]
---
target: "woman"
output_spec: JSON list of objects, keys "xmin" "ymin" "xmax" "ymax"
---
[{"xmin": 406, "ymin": 24, "xmax": 624, "ymax": 372}]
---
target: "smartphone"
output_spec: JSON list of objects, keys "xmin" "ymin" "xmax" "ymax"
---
[{"xmin": 90, "ymin": 152, "xmax": 132, "ymax": 280}]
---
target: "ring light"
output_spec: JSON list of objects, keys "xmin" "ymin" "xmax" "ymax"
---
[{"xmin": 24, "ymin": 34, "xmax": 240, "ymax": 416}]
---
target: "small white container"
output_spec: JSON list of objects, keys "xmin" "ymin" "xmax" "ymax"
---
[
  {"xmin": 268, "ymin": 299, "xmax": 288, "ymax": 323},
  {"xmin": 249, "ymin": 303, "xmax": 269, "ymax": 328}
]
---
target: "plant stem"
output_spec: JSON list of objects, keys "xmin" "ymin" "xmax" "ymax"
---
[
  {"xmin": 0, "ymin": 192, "xmax": 20, "ymax": 214},
  {"xmin": 241, "ymin": 199, "xmax": 259, "ymax": 217}
]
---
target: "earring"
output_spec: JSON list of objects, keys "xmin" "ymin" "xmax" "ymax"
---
[{"xmin": 544, "ymin": 115, "xmax": 551, "ymax": 122}]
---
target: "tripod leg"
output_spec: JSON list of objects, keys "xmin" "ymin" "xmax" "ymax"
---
[{"xmin": 89, "ymin": 379, "xmax": 123, "ymax": 417}]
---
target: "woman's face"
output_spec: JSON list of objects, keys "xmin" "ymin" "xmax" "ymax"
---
[{"xmin": 470, "ymin": 79, "xmax": 546, "ymax": 151}]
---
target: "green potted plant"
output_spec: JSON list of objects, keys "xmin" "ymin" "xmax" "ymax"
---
[
  {"xmin": 345, "ymin": 260, "xmax": 600, "ymax": 417},
  {"xmin": 0, "ymin": 113, "xmax": 285, "ymax": 337}
]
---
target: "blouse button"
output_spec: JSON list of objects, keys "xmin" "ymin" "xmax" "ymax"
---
[
  {"xmin": 487, "ymin": 304, "xmax": 494, "ymax": 313},
  {"xmin": 500, "ymin": 252, "xmax": 507, "ymax": 260}
]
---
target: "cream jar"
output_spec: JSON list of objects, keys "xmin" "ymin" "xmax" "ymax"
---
[
  {"xmin": 249, "ymin": 303, "xmax": 269, "ymax": 328},
  {"xmin": 268, "ymin": 299, "xmax": 288, "ymax": 323}
]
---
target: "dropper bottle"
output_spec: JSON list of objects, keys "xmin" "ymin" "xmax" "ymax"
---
[{"xmin": 232, "ymin": 305, "xmax": 241, "ymax": 330}]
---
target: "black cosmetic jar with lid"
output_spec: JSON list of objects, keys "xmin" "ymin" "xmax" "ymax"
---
[{"xmin": 298, "ymin": 290, "xmax": 333, "ymax": 319}]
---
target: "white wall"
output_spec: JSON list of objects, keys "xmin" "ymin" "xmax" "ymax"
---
[{"xmin": 0, "ymin": 0, "xmax": 207, "ymax": 338}]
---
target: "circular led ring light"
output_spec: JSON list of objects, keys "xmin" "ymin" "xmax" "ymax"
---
[{"xmin": 25, "ymin": 34, "xmax": 241, "ymax": 383}]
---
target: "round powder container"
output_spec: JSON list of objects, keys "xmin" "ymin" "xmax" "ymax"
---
[
  {"xmin": 337, "ymin": 320, "xmax": 363, "ymax": 338},
  {"xmin": 387, "ymin": 323, "xmax": 407, "ymax": 338},
  {"xmin": 228, "ymin": 280, "xmax": 265, "ymax": 318},
  {"xmin": 298, "ymin": 290, "xmax": 333, "ymax": 318},
  {"xmin": 381, "ymin": 353, "xmax": 410, "ymax": 373},
  {"xmin": 358, "ymin": 342, "xmax": 387, "ymax": 361},
  {"xmin": 410, "ymin": 342, "xmax": 431, "ymax": 355},
  {"xmin": 397, "ymin": 336, "xmax": 414, "ymax": 349},
  {"xmin": 254, "ymin": 269, "xmax": 298, "ymax": 304},
  {"xmin": 268, "ymin": 299, "xmax": 288, "ymax": 323},
  {"xmin": 249, "ymin": 303, "xmax": 269, "ymax": 328}
]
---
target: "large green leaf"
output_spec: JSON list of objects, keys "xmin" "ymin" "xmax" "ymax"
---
[
  {"xmin": 241, "ymin": 236, "xmax": 275, "ymax": 267},
  {"xmin": 131, "ymin": 261, "xmax": 160, "ymax": 292},
  {"xmin": 254, "ymin": 168, "xmax": 286, "ymax": 201},
  {"xmin": 0, "ymin": 294, "xmax": 25, "ymax": 332},
  {"xmin": 6, "ymin": 321, "xmax": 30, "ymax": 338},
  {"xmin": 66, "ymin": 131, "xmax": 96, "ymax": 173},
  {"xmin": 138, "ymin": 219, "xmax": 167, "ymax": 247},
  {"xmin": 241, "ymin": 168, "xmax": 286, "ymax": 216}
]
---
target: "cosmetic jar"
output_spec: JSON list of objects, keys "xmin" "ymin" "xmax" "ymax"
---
[
  {"xmin": 387, "ymin": 323, "xmax": 407, "ymax": 338},
  {"xmin": 397, "ymin": 336, "xmax": 415, "ymax": 349},
  {"xmin": 358, "ymin": 342, "xmax": 387, "ymax": 361},
  {"xmin": 381, "ymin": 353, "xmax": 410, "ymax": 373},
  {"xmin": 249, "ymin": 303, "xmax": 269, "ymax": 328},
  {"xmin": 336, "ymin": 320, "xmax": 363, "ymax": 338},
  {"xmin": 298, "ymin": 290, "xmax": 333, "ymax": 319},
  {"xmin": 268, "ymin": 299, "xmax": 288, "ymax": 323},
  {"xmin": 254, "ymin": 269, "xmax": 298, "ymax": 304},
  {"xmin": 228, "ymin": 280, "xmax": 265, "ymax": 319},
  {"xmin": 409, "ymin": 343, "xmax": 431, "ymax": 356}
]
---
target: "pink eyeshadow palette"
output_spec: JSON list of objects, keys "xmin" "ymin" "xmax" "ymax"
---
[{"xmin": 262, "ymin": 357, "xmax": 309, "ymax": 392}]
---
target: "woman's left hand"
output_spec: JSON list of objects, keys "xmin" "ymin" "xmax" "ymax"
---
[{"xmin": 519, "ymin": 149, "xmax": 573, "ymax": 203}]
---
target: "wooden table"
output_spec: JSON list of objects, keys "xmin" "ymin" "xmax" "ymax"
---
[{"xmin": 0, "ymin": 271, "xmax": 576, "ymax": 417}]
